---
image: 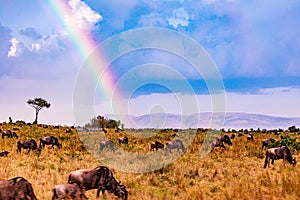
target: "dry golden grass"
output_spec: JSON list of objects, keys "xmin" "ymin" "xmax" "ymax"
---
[{"xmin": 0, "ymin": 122, "xmax": 299, "ymax": 200}]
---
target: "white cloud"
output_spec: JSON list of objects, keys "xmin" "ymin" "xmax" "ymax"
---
[
  {"xmin": 65, "ymin": 0, "xmax": 102, "ymax": 32},
  {"xmin": 30, "ymin": 43, "xmax": 41, "ymax": 52},
  {"xmin": 167, "ymin": 7, "xmax": 189, "ymax": 28},
  {"xmin": 7, "ymin": 37, "xmax": 22, "ymax": 57}
]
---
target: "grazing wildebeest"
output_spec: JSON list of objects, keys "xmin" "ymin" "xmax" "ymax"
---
[
  {"xmin": 68, "ymin": 166, "xmax": 128, "ymax": 200},
  {"xmin": 52, "ymin": 183, "xmax": 87, "ymax": 200},
  {"xmin": 264, "ymin": 146, "xmax": 297, "ymax": 168},
  {"xmin": 166, "ymin": 139, "xmax": 186, "ymax": 153},
  {"xmin": 17, "ymin": 139, "xmax": 38, "ymax": 154},
  {"xmin": 100, "ymin": 140, "xmax": 115, "ymax": 152},
  {"xmin": 238, "ymin": 132, "xmax": 243, "ymax": 137},
  {"xmin": 0, "ymin": 151, "xmax": 9, "ymax": 157},
  {"xmin": 150, "ymin": 141, "xmax": 164, "ymax": 151},
  {"xmin": 211, "ymin": 135, "xmax": 233, "ymax": 149},
  {"xmin": 39, "ymin": 135, "xmax": 62, "ymax": 149},
  {"xmin": 2, "ymin": 130, "xmax": 18, "ymax": 139},
  {"xmin": 118, "ymin": 137, "xmax": 128, "ymax": 144},
  {"xmin": 0, "ymin": 177, "xmax": 37, "ymax": 200},
  {"xmin": 66, "ymin": 128, "xmax": 72, "ymax": 133},
  {"xmin": 230, "ymin": 134, "xmax": 236, "ymax": 139},
  {"xmin": 247, "ymin": 133, "xmax": 254, "ymax": 141},
  {"xmin": 261, "ymin": 138, "xmax": 276, "ymax": 150}
]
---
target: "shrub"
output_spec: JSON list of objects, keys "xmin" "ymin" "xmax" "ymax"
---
[{"xmin": 268, "ymin": 135, "xmax": 300, "ymax": 151}]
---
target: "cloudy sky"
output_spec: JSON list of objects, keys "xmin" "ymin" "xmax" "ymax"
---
[{"xmin": 0, "ymin": 0, "xmax": 300, "ymax": 126}]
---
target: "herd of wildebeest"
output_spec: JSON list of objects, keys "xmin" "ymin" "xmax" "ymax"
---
[{"xmin": 0, "ymin": 124, "xmax": 298, "ymax": 199}]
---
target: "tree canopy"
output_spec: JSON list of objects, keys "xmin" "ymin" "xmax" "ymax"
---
[{"xmin": 27, "ymin": 97, "xmax": 51, "ymax": 124}]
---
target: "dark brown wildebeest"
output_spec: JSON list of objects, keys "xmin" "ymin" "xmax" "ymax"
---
[
  {"xmin": 100, "ymin": 140, "xmax": 115, "ymax": 152},
  {"xmin": 2, "ymin": 130, "xmax": 18, "ymax": 139},
  {"xmin": 17, "ymin": 139, "xmax": 38, "ymax": 154},
  {"xmin": 68, "ymin": 166, "xmax": 128, "ymax": 200},
  {"xmin": 118, "ymin": 137, "xmax": 128, "ymax": 144},
  {"xmin": 230, "ymin": 134, "xmax": 236, "ymax": 139},
  {"xmin": 261, "ymin": 138, "xmax": 276, "ymax": 150},
  {"xmin": 166, "ymin": 139, "xmax": 186, "ymax": 153},
  {"xmin": 0, "ymin": 177, "xmax": 37, "ymax": 200},
  {"xmin": 0, "ymin": 151, "xmax": 9, "ymax": 157},
  {"xmin": 211, "ymin": 135, "xmax": 233, "ymax": 149},
  {"xmin": 247, "ymin": 133, "xmax": 254, "ymax": 141},
  {"xmin": 52, "ymin": 183, "xmax": 87, "ymax": 200},
  {"xmin": 150, "ymin": 141, "xmax": 164, "ymax": 151},
  {"xmin": 39, "ymin": 135, "xmax": 62, "ymax": 149},
  {"xmin": 264, "ymin": 146, "xmax": 297, "ymax": 168}
]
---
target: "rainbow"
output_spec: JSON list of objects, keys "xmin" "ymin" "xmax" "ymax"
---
[{"xmin": 46, "ymin": 0, "xmax": 121, "ymax": 114}]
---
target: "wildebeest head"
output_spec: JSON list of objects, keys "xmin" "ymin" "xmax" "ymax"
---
[{"xmin": 113, "ymin": 183, "xmax": 128, "ymax": 200}]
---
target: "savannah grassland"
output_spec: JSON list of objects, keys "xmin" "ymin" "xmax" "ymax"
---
[{"xmin": 0, "ymin": 122, "xmax": 300, "ymax": 200}]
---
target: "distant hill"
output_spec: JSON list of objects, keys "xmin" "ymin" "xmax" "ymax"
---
[{"xmin": 106, "ymin": 112, "xmax": 300, "ymax": 130}]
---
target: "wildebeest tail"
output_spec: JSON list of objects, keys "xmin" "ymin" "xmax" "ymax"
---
[
  {"xmin": 68, "ymin": 174, "xmax": 72, "ymax": 184},
  {"xmin": 264, "ymin": 151, "xmax": 269, "ymax": 168}
]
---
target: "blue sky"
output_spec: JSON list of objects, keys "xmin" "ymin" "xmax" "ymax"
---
[{"xmin": 0, "ymin": 0, "xmax": 300, "ymax": 125}]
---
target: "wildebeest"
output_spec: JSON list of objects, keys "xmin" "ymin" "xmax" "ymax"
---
[
  {"xmin": 211, "ymin": 135, "xmax": 233, "ymax": 149},
  {"xmin": 230, "ymin": 134, "xmax": 236, "ymax": 139},
  {"xmin": 0, "ymin": 177, "xmax": 37, "ymax": 200},
  {"xmin": 118, "ymin": 137, "xmax": 128, "ymax": 144},
  {"xmin": 17, "ymin": 139, "xmax": 38, "ymax": 154},
  {"xmin": 2, "ymin": 130, "xmax": 18, "ymax": 139},
  {"xmin": 66, "ymin": 128, "xmax": 72, "ymax": 133},
  {"xmin": 0, "ymin": 151, "xmax": 9, "ymax": 157},
  {"xmin": 261, "ymin": 138, "xmax": 276, "ymax": 150},
  {"xmin": 166, "ymin": 139, "xmax": 186, "ymax": 153},
  {"xmin": 150, "ymin": 141, "xmax": 164, "ymax": 151},
  {"xmin": 39, "ymin": 135, "xmax": 62, "ymax": 149},
  {"xmin": 68, "ymin": 166, "xmax": 128, "ymax": 200},
  {"xmin": 247, "ymin": 133, "xmax": 254, "ymax": 141},
  {"xmin": 52, "ymin": 183, "xmax": 87, "ymax": 200},
  {"xmin": 100, "ymin": 140, "xmax": 115, "ymax": 152},
  {"xmin": 264, "ymin": 146, "xmax": 297, "ymax": 168}
]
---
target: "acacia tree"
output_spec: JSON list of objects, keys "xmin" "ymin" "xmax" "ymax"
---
[{"xmin": 27, "ymin": 97, "xmax": 51, "ymax": 124}]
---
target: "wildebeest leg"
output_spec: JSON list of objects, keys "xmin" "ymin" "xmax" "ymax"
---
[
  {"xmin": 96, "ymin": 188, "xmax": 105, "ymax": 198},
  {"xmin": 264, "ymin": 152, "xmax": 269, "ymax": 168},
  {"xmin": 27, "ymin": 148, "xmax": 31, "ymax": 154},
  {"xmin": 271, "ymin": 159, "xmax": 274, "ymax": 165}
]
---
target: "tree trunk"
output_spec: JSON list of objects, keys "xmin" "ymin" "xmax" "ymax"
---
[{"xmin": 33, "ymin": 110, "xmax": 39, "ymax": 124}]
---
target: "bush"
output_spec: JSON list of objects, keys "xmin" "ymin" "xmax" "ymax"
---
[{"xmin": 268, "ymin": 135, "xmax": 300, "ymax": 151}]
